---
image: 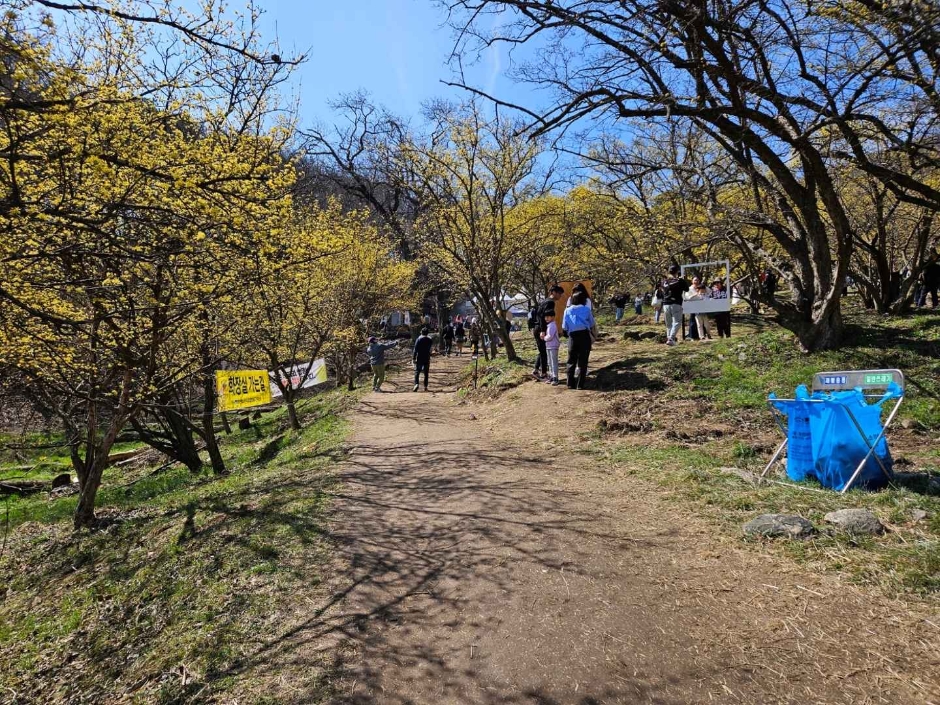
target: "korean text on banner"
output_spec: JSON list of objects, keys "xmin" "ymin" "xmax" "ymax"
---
[
  {"xmin": 216, "ymin": 370, "xmax": 272, "ymax": 412},
  {"xmin": 269, "ymin": 359, "xmax": 328, "ymax": 398}
]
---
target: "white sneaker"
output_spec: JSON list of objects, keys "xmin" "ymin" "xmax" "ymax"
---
[{"xmin": 413, "ymin": 384, "xmax": 419, "ymax": 392}]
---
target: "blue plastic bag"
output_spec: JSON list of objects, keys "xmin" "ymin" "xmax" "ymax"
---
[
  {"xmin": 808, "ymin": 383, "xmax": 899, "ymax": 491},
  {"xmin": 770, "ymin": 385, "xmax": 815, "ymax": 482}
]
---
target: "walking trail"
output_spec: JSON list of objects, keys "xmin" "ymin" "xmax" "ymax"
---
[{"xmin": 309, "ymin": 350, "xmax": 938, "ymax": 704}]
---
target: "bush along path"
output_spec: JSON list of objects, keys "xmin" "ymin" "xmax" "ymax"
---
[{"xmin": 309, "ymin": 340, "xmax": 939, "ymax": 704}]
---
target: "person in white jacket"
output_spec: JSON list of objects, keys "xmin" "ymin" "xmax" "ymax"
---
[{"xmin": 540, "ymin": 310, "xmax": 561, "ymax": 386}]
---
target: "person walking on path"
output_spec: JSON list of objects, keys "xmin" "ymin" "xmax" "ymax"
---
[
  {"xmin": 633, "ymin": 293, "xmax": 644, "ymax": 315},
  {"xmin": 367, "ymin": 336, "xmax": 399, "ymax": 392},
  {"xmin": 454, "ymin": 318, "xmax": 466, "ymax": 356},
  {"xmin": 541, "ymin": 309, "xmax": 561, "ymax": 386},
  {"xmin": 532, "ymin": 285, "xmax": 564, "ymax": 380},
  {"xmin": 412, "ymin": 328, "xmax": 434, "ymax": 392},
  {"xmin": 441, "ymin": 320, "xmax": 455, "ymax": 357},
  {"xmin": 662, "ymin": 264, "xmax": 690, "ymax": 346},
  {"xmin": 562, "ymin": 290, "xmax": 596, "ymax": 389}
]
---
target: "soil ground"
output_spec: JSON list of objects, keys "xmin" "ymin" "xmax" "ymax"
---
[{"xmin": 307, "ymin": 346, "xmax": 940, "ymax": 705}]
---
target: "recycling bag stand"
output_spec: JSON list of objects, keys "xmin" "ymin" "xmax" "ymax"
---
[{"xmin": 760, "ymin": 369, "xmax": 905, "ymax": 493}]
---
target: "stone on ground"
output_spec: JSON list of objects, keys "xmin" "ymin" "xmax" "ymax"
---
[
  {"xmin": 823, "ymin": 508, "xmax": 884, "ymax": 535},
  {"xmin": 743, "ymin": 514, "xmax": 815, "ymax": 539}
]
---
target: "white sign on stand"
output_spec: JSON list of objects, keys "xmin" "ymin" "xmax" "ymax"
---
[{"xmin": 680, "ymin": 260, "xmax": 732, "ymax": 315}]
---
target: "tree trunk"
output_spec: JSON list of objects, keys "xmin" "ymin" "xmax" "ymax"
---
[
  {"xmin": 790, "ymin": 306, "xmax": 844, "ymax": 353},
  {"xmin": 475, "ymin": 291, "xmax": 517, "ymax": 361},
  {"xmin": 131, "ymin": 409, "xmax": 203, "ymax": 474},
  {"xmin": 286, "ymin": 399, "xmax": 301, "ymax": 430},
  {"xmin": 72, "ymin": 427, "xmax": 123, "ymax": 529},
  {"xmin": 202, "ymin": 370, "xmax": 226, "ymax": 475},
  {"xmin": 74, "ymin": 457, "xmax": 106, "ymax": 528}
]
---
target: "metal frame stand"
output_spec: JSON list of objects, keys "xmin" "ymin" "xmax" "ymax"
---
[{"xmin": 759, "ymin": 369, "xmax": 904, "ymax": 494}]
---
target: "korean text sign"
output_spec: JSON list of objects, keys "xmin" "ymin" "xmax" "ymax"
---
[{"xmin": 216, "ymin": 370, "xmax": 272, "ymax": 412}]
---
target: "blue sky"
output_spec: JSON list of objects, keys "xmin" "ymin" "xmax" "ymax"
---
[{"xmin": 258, "ymin": 0, "xmax": 526, "ymax": 128}]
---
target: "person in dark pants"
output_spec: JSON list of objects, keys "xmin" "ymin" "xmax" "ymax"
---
[
  {"xmin": 469, "ymin": 318, "xmax": 482, "ymax": 356},
  {"xmin": 608, "ymin": 293, "xmax": 628, "ymax": 322},
  {"xmin": 921, "ymin": 259, "xmax": 940, "ymax": 308},
  {"xmin": 412, "ymin": 328, "xmax": 433, "ymax": 392},
  {"xmin": 562, "ymin": 290, "xmax": 596, "ymax": 389},
  {"xmin": 441, "ymin": 321, "xmax": 455, "ymax": 356},
  {"xmin": 532, "ymin": 285, "xmax": 565, "ymax": 380},
  {"xmin": 711, "ymin": 280, "xmax": 731, "ymax": 338}
]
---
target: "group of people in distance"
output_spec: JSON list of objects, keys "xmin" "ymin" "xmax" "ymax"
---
[
  {"xmin": 367, "ymin": 266, "xmax": 739, "ymax": 394},
  {"xmin": 607, "ymin": 265, "xmax": 733, "ymax": 346},
  {"xmin": 367, "ymin": 314, "xmax": 492, "ymax": 394},
  {"xmin": 660, "ymin": 264, "xmax": 731, "ymax": 345}
]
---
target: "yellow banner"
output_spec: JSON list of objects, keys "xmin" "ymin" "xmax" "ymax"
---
[{"xmin": 216, "ymin": 370, "xmax": 272, "ymax": 412}]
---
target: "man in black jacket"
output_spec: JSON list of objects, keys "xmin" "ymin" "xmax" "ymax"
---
[
  {"xmin": 532, "ymin": 285, "xmax": 564, "ymax": 380},
  {"xmin": 413, "ymin": 328, "xmax": 434, "ymax": 392},
  {"xmin": 661, "ymin": 265, "xmax": 690, "ymax": 346}
]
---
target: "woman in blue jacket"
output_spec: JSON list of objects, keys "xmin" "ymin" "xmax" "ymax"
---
[{"xmin": 562, "ymin": 290, "xmax": 596, "ymax": 389}]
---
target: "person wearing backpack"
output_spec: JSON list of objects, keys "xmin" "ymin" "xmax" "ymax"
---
[{"xmin": 532, "ymin": 285, "xmax": 564, "ymax": 380}]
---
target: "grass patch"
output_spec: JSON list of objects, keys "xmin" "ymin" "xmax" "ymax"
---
[
  {"xmin": 458, "ymin": 333, "xmax": 537, "ymax": 398},
  {"xmin": 593, "ymin": 306, "xmax": 940, "ymax": 599},
  {"xmin": 600, "ymin": 440, "xmax": 940, "ymax": 596},
  {"xmin": 0, "ymin": 389, "xmax": 357, "ymax": 703}
]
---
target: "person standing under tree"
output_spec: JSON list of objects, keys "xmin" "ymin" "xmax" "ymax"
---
[
  {"xmin": 711, "ymin": 280, "xmax": 731, "ymax": 338},
  {"xmin": 540, "ymin": 309, "xmax": 561, "ymax": 386},
  {"xmin": 532, "ymin": 285, "xmax": 564, "ymax": 380},
  {"xmin": 633, "ymin": 293, "xmax": 644, "ymax": 315},
  {"xmin": 366, "ymin": 336, "xmax": 398, "ymax": 392},
  {"xmin": 921, "ymin": 255, "xmax": 940, "ymax": 308},
  {"xmin": 412, "ymin": 327, "xmax": 434, "ymax": 392},
  {"xmin": 441, "ymin": 320, "xmax": 455, "ymax": 357},
  {"xmin": 661, "ymin": 264, "xmax": 690, "ymax": 346},
  {"xmin": 454, "ymin": 317, "xmax": 466, "ymax": 356},
  {"xmin": 652, "ymin": 286, "xmax": 664, "ymax": 323},
  {"xmin": 608, "ymin": 292, "xmax": 628, "ymax": 322},
  {"xmin": 685, "ymin": 277, "xmax": 712, "ymax": 340},
  {"xmin": 562, "ymin": 290, "xmax": 596, "ymax": 389},
  {"xmin": 469, "ymin": 317, "xmax": 483, "ymax": 357}
]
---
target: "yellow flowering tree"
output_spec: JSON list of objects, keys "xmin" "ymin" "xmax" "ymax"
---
[{"xmin": 0, "ymin": 7, "xmax": 296, "ymax": 527}]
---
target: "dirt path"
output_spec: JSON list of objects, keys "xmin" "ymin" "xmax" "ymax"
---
[{"xmin": 316, "ymin": 352, "xmax": 939, "ymax": 704}]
